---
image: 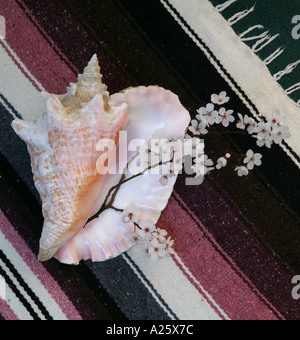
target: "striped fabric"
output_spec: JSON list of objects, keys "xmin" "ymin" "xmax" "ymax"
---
[{"xmin": 0, "ymin": 0, "xmax": 299, "ymax": 320}]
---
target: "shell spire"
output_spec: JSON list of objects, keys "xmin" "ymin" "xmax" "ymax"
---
[{"xmin": 77, "ymin": 54, "xmax": 108, "ymax": 96}]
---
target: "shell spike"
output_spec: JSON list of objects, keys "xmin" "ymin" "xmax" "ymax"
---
[
  {"xmin": 11, "ymin": 118, "xmax": 31, "ymax": 138},
  {"xmin": 81, "ymin": 94, "xmax": 103, "ymax": 116},
  {"xmin": 47, "ymin": 96, "xmax": 66, "ymax": 117}
]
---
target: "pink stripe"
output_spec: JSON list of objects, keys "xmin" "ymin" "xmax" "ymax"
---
[
  {"xmin": 0, "ymin": 211, "xmax": 82, "ymax": 320},
  {"xmin": 173, "ymin": 255, "xmax": 227, "ymax": 320},
  {"xmin": 0, "ymin": 0, "xmax": 77, "ymax": 93},
  {"xmin": 158, "ymin": 196, "xmax": 279, "ymax": 320},
  {"xmin": 0, "ymin": 300, "xmax": 19, "ymax": 320}
]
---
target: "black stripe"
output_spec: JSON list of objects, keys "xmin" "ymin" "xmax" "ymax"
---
[
  {"xmin": 0, "ymin": 250, "xmax": 53, "ymax": 320},
  {"xmin": 0, "ymin": 264, "xmax": 40, "ymax": 320},
  {"xmin": 0, "ymin": 94, "xmax": 22, "ymax": 119},
  {"xmin": 123, "ymin": 253, "xmax": 179, "ymax": 320},
  {"xmin": 87, "ymin": 256, "xmax": 174, "ymax": 321}
]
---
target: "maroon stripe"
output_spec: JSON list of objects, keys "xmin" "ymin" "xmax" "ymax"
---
[
  {"xmin": 1, "ymin": 0, "xmax": 77, "ymax": 93},
  {"xmin": 175, "ymin": 175, "xmax": 300, "ymax": 320},
  {"xmin": 0, "ymin": 300, "xmax": 19, "ymax": 320}
]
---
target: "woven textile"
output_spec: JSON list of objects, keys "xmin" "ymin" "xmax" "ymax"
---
[{"xmin": 0, "ymin": 0, "xmax": 299, "ymax": 320}]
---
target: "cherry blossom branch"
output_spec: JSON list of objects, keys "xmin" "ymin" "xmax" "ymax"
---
[{"xmin": 87, "ymin": 153, "xmax": 175, "ymax": 223}]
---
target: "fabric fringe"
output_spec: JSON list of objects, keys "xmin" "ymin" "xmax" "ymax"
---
[
  {"xmin": 285, "ymin": 83, "xmax": 300, "ymax": 95},
  {"xmin": 214, "ymin": 1, "xmax": 299, "ymax": 105},
  {"xmin": 228, "ymin": 6, "xmax": 255, "ymax": 26},
  {"xmin": 216, "ymin": 0, "xmax": 238, "ymax": 13},
  {"xmin": 240, "ymin": 25, "xmax": 268, "ymax": 42},
  {"xmin": 274, "ymin": 60, "xmax": 300, "ymax": 81},
  {"xmin": 264, "ymin": 47, "xmax": 285, "ymax": 66},
  {"xmin": 252, "ymin": 33, "xmax": 280, "ymax": 53}
]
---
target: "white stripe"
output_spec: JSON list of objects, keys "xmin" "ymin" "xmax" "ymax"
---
[
  {"xmin": 174, "ymin": 254, "xmax": 230, "ymax": 320},
  {"xmin": 0, "ymin": 258, "xmax": 46, "ymax": 320},
  {"xmin": 0, "ymin": 231, "xmax": 67, "ymax": 320},
  {"xmin": 161, "ymin": 0, "xmax": 300, "ymax": 168},
  {"xmin": 0, "ymin": 39, "xmax": 45, "ymax": 93},
  {"xmin": 4, "ymin": 284, "xmax": 34, "ymax": 320},
  {"xmin": 127, "ymin": 246, "xmax": 223, "ymax": 320},
  {"xmin": 122, "ymin": 254, "xmax": 176, "ymax": 320},
  {"xmin": 0, "ymin": 43, "xmax": 45, "ymax": 122}
]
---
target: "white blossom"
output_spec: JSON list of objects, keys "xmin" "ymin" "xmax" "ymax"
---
[
  {"xmin": 159, "ymin": 176, "xmax": 169, "ymax": 186},
  {"xmin": 253, "ymin": 122, "xmax": 272, "ymax": 141},
  {"xmin": 271, "ymin": 125, "xmax": 291, "ymax": 144},
  {"xmin": 235, "ymin": 166, "xmax": 249, "ymax": 177},
  {"xmin": 138, "ymin": 220, "xmax": 156, "ymax": 240},
  {"xmin": 211, "ymin": 91, "xmax": 230, "ymax": 105},
  {"xmin": 192, "ymin": 154, "xmax": 214, "ymax": 177},
  {"xmin": 147, "ymin": 238, "xmax": 168, "ymax": 260},
  {"xmin": 165, "ymin": 236, "xmax": 175, "ymax": 255},
  {"xmin": 127, "ymin": 232, "xmax": 142, "ymax": 246},
  {"xmin": 196, "ymin": 103, "xmax": 218, "ymax": 126},
  {"xmin": 256, "ymin": 138, "xmax": 273, "ymax": 149},
  {"xmin": 217, "ymin": 108, "xmax": 235, "ymax": 127},
  {"xmin": 216, "ymin": 157, "xmax": 227, "ymax": 170},
  {"xmin": 236, "ymin": 113, "xmax": 256, "ymax": 134},
  {"xmin": 183, "ymin": 137, "xmax": 204, "ymax": 158},
  {"xmin": 243, "ymin": 150, "xmax": 262, "ymax": 170},
  {"xmin": 189, "ymin": 119, "xmax": 208, "ymax": 135},
  {"xmin": 265, "ymin": 110, "xmax": 282, "ymax": 127},
  {"xmin": 153, "ymin": 228, "xmax": 168, "ymax": 243},
  {"xmin": 122, "ymin": 204, "xmax": 140, "ymax": 224}
]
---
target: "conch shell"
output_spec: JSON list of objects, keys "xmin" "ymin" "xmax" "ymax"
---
[
  {"xmin": 12, "ymin": 56, "xmax": 127, "ymax": 261},
  {"xmin": 12, "ymin": 55, "xmax": 191, "ymax": 264}
]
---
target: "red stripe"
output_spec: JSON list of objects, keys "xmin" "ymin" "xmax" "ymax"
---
[
  {"xmin": 0, "ymin": 0, "xmax": 77, "ymax": 93},
  {"xmin": 0, "ymin": 210, "xmax": 82, "ymax": 320},
  {"xmin": 172, "ymin": 254, "xmax": 227, "ymax": 320},
  {"xmin": 0, "ymin": 300, "xmax": 19, "ymax": 320},
  {"xmin": 158, "ymin": 196, "xmax": 280, "ymax": 320}
]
